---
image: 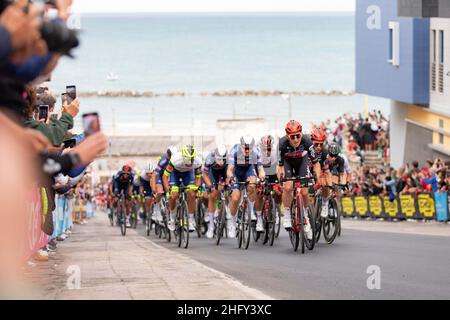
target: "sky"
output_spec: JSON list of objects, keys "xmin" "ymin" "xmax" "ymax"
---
[{"xmin": 71, "ymin": 0, "xmax": 356, "ymax": 14}]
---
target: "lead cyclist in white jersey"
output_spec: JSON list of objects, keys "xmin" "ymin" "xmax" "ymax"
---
[{"xmin": 162, "ymin": 145, "xmax": 202, "ymax": 232}]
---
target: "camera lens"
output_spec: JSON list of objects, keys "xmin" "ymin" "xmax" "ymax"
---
[{"xmin": 40, "ymin": 20, "xmax": 79, "ymax": 56}]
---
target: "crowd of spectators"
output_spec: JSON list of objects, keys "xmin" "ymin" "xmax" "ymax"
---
[
  {"xmin": 0, "ymin": 0, "xmax": 107, "ymax": 291},
  {"xmin": 312, "ymin": 110, "xmax": 449, "ymax": 200}
]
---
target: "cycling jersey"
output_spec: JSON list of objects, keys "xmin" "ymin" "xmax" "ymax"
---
[
  {"xmin": 154, "ymin": 155, "xmax": 171, "ymax": 184},
  {"xmin": 259, "ymin": 144, "xmax": 278, "ymax": 177},
  {"xmin": 113, "ymin": 170, "xmax": 134, "ymax": 200},
  {"xmin": 202, "ymin": 152, "xmax": 228, "ymax": 185},
  {"xmin": 164, "ymin": 152, "xmax": 202, "ymax": 191},
  {"xmin": 228, "ymin": 144, "xmax": 262, "ymax": 190},
  {"xmin": 279, "ymin": 135, "xmax": 318, "ymax": 179},
  {"xmin": 324, "ymin": 156, "xmax": 345, "ymax": 176}
]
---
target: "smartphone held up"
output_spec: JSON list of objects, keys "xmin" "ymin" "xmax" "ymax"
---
[{"xmin": 82, "ymin": 112, "xmax": 101, "ymax": 137}]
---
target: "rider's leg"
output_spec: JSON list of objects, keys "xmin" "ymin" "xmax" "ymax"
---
[
  {"xmin": 282, "ymin": 181, "xmax": 294, "ymax": 220},
  {"xmin": 187, "ymin": 189, "xmax": 197, "ymax": 227},
  {"xmin": 208, "ymin": 190, "xmax": 218, "ymax": 224},
  {"xmin": 169, "ymin": 190, "xmax": 179, "ymax": 221}
]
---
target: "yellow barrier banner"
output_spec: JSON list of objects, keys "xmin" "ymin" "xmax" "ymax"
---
[
  {"xmin": 399, "ymin": 194, "xmax": 416, "ymax": 218},
  {"xmin": 354, "ymin": 196, "xmax": 368, "ymax": 217},
  {"xmin": 341, "ymin": 197, "xmax": 354, "ymax": 217},
  {"xmin": 417, "ymin": 193, "xmax": 435, "ymax": 218},
  {"xmin": 383, "ymin": 196, "xmax": 399, "ymax": 218},
  {"xmin": 369, "ymin": 196, "xmax": 383, "ymax": 217}
]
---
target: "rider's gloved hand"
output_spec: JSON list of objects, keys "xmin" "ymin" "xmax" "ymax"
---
[
  {"xmin": 205, "ymin": 185, "xmax": 213, "ymax": 192},
  {"xmin": 165, "ymin": 192, "xmax": 170, "ymax": 200}
]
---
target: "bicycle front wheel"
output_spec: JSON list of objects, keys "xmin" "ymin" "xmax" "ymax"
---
[
  {"xmin": 243, "ymin": 205, "xmax": 251, "ymax": 250},
  {"xmin": 323, "ymin": 198, "xmax": 339, "ymax": 244},
  {"xmin": 120, "ymin": 201, "xmax": 127, "ymax": 236},
  {"xmin": 289, "ymin": 199, "xmax": 299, "ymax": 252},
  {"xmin": 216, "ymin": 203, "xmax": 226, "ymax": 246},
  {"xmin": 304, "ymin": 205, "xmax": 316, "ymax": 251},
  {"xmin": 181, "ymin": 201, "xmax": 190, "ymax": 249}
]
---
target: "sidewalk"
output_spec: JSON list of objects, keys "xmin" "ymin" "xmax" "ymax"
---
[
  {"xmin": 23, "ymin": 212, "xmax": 272, "ymax": 300},
  {"xmin": 342, "ymin": 218, "xmax": 450, "ymax": 237}
]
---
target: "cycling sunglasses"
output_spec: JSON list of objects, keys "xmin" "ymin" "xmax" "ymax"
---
[
  {"xmin": 289, "ymin": 134, "xmax": 301, "ymax": 140},
  {"xmin": 314, "ymin": 143, "xmax": 324, "ymax": 147}
]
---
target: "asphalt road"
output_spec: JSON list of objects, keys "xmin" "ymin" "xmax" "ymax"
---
[{"xmin": 135, "ymin": 219, "xmax": 450, "ymax": 299}]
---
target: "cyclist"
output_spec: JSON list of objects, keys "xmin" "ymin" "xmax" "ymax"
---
[
  {"xmin": 202, "ymin": 145, "xmax": 228, "ymax": 239},
  {"xmin": 163, "ymin": 145, "xmax": 202, "ymax": 232},
  {"xmin": 112, "ymin": 165, "xmax": 135, "ymax": 227},
  {"xmin": 322, "ymin": 143, "xmax": 348, "ymax": 212},
  {"xmin": 152, "ymin": 146, "xmax": 178, "ymax": 223},
  {"xmin": 226, "ymin": 136, "xmax": 265, "ymax": 238},
  {"xmin": 131, "ymin": 168, "xmax": 144, "ymax": 220},
  {"xmin": 278, "ymin": 120, "xmax": 321, "ymax": 240},
  {"xmin": 135, "ymin": 162, "xmax": 156, "ymax": 221},
  {"xmin": 258, "ymin": 135, "xmax": 283, "ymax": 228}
]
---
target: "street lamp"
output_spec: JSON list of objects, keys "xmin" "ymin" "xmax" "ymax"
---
[{"xmin": 281, "ymin": 94, "xmax": 292, "ymax": 120}]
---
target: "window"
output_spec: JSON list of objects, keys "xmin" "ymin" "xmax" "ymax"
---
[
  {"xmin": 432, "ymin": 30, "xmax": 436, "ymax": 63},
  {"xmin": 440, "ymin": 30, "xmax": 444, "ymax": 64},
  {"xmin": 439, "ymin": 119, "xmax": 444, "ymax": 128},
  {"xmin": 388, "ymin": 22, "xmax": 400, "ymax": 67},
  {"xmin": 439, "ymin": 133, "xmax": 444, "ymax": 144}
]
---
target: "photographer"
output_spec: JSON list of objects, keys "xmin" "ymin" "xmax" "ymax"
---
[{"xmin": 0, "ymin": 0, "xmax": 78, "ymax": 121}]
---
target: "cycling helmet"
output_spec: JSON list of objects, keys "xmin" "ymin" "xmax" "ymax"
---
[
  {"xmin": 240, "ymin": 135, "xmax": 255, "ymax": 149},
  {"xmin": 285, "ymin": 120, "xmax": 302, "ymax": 135},
  {"xmin": 260, "ymin": 135, "xmax": 275, "ymax": 149},
  {"xmin": 145, "ymin": 162, "xmax": 156, "ymax": 173},
  {"xmin": 181, "ymin": 145, "xmax": 196, "ymax": 159},
  {"xmin": 167, "ymin": 145, "xmax": 178, "ymax": 158},
  {"xmin": 122, "ymin": 165, "xmax": 132, "ymax": 173},
  {"xmin": 328, "ymin": 143, "xmax": 340, "ymax": 157},
  {"xmin": 311, "ymin": 128, "xmax": 326, "ymax": 143},
  {"xmin": 214, "ymin": 145, "xmax": 228, "ymax": 161}
]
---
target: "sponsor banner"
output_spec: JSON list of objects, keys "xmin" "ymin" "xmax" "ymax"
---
[
  {"xmin": 383, "ymin": 196, "xmax": 399, "ymax": 219},
  {"xmin": 434, "ymin": 192, "xmax": 449, "ymax": 222},
  {"xmin": 341, "ymin": 196, "xmax": 355, "ymax": 217},
  {"xmin": 354, "ymin": 196, "xmax": 369, "ymax": 217},
  {"xmin": 368, "ymin": 195, "xmax": 384, "ymax": 218},
  {"xmin": 399, "ymin": 194, "xmax": 416, "ymax": 219},
  {"xmin": 417, "ymin": 193, "xmax": 436, "ymax": 219}
]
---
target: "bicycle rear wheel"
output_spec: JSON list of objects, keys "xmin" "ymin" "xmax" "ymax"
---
[{"xmin": 120, "ymin": 203, "xmax": 127, "ymax": 236}]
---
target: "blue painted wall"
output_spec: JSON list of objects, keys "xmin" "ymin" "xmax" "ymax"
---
[{"xmin": 356, "ymin": 0, "xmax": 430, "ymax": 104}]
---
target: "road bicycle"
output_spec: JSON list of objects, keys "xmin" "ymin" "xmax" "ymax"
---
[
  {"xmin": 281, "ymin": 177, "xmax": 316, "ymax": 253},
  {"xmin": 214, "ymin": 182, "xmax": 229, "ymax": 246},
  {"xmin": 315, "ymin": 183, "xmax": 344, "ymax": 244}
]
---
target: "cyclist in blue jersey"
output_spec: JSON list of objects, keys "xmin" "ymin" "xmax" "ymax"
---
[{"xmin": 226, "ymin": 136, "xmax": 265, "ymax": 238}]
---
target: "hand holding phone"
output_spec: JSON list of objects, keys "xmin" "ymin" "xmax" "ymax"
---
[
  {"xmin": 82, "ymin": 112, "xmax": 101, "ymax": 137},
  {"xmin": 38, "ymin": 105, "xmax": 49, "ymax": 122},
  {"xmin": 66, "ymin": 85, "xmax": 77, "ymax": 101}
]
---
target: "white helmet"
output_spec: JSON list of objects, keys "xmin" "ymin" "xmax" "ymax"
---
[
  {"xmin": 146, "ymin": 162, "xmax": 156, "ymax": 173},
  {"xmin": 214, "ymin": 145, "xmax": 228, "ymax": 161},
  {"xmin": 240, "ymin": 135, "xmax": 255, "ymax": 149}
]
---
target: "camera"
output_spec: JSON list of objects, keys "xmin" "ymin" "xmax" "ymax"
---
[{"xmin": 0, "ymin": 0, "xmax": 80, "ymax": 57}]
